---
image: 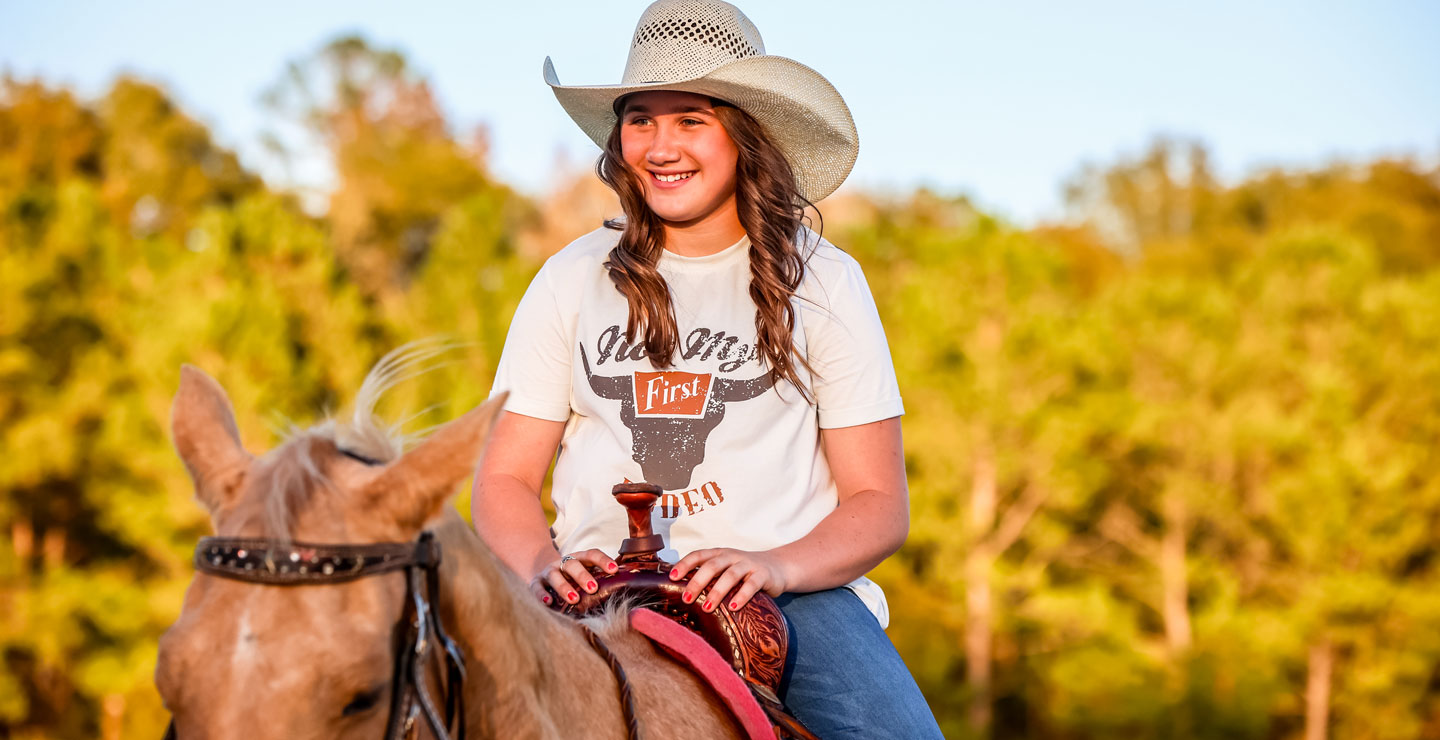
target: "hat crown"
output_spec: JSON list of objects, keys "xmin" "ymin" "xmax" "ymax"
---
[{"xmin": 621, "ymin": 0, "xmax": 767, "ymax": 84}]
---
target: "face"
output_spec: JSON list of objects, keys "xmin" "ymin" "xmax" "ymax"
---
[
  {"xmin": 619, "ymin": 90, "xmax": 741, "ymax": 227},
  {"xmin": 157, "ymin": 367, "xmax": 508, "ymax": 738},
  {"xmin": 155, "ymin": 438, "xmax": 411, "ymax": 739}
]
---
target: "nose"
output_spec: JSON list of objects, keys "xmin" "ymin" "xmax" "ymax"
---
[{"xmin": 645, "ymin": 120, "xmax": 680, "ymax": 166}]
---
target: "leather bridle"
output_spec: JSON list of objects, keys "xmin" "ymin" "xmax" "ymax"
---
[{"xmin": 162, "ymin": 531, "xmax": 466, "ymax": 740}]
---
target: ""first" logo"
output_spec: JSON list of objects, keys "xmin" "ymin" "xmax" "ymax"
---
[{"xmin": 633, "ymin": 371, "xmax": 713, "ymax": 418}]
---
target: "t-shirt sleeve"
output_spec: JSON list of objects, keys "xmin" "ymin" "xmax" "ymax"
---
[
  {"xmin": 805, "ymin": 255, "xmax": 905, "ymax": 429},
  {"xmin": 488, "ymin": 261, "xmax": 574, "ymax": 422}
]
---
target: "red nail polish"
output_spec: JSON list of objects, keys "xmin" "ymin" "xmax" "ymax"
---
[
  {"xmin": 703, "ymin": 600, "xmax": 714, "ymax": 611},
  {"xmin": 729, "ymin": 602, "xmax": 738, "ymax": 611},
  {"xmin": 568, "ymin": 592, "xmax": 578, "ymax": 602},
  {"xmin": 682, "ymin": 592, "xmax": 694, "ymax": 604},
  {"xmin": 587, "ymin": 581, "xmax": 596, "ymax": 591},
  {"xmin": 542, "ymin": 594, "xmax": 552, "ymax": 604},
  {"xmin": 607, "ymin": 562, "xmax": 618, "ymax": 571},
  {"xmin": 669, "ymin": 569, "xmax": 678, "ymax": 578}
]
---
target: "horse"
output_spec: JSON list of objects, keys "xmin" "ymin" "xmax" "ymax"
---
[{"xmin": 155, "ymin": 351, "xmax": 751, "ymax": 739}]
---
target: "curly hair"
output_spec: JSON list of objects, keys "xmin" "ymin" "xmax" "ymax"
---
[{"xmin": 595, "ymin": 97, "xmax": 821, "ymax": 400}]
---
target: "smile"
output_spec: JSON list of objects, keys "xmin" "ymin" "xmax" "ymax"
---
[{"xmin": 651, "ymin": 171, "xmax": 694, "ymax": 183}]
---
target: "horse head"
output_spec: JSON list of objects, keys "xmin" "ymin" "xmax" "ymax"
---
[{"xmin": 155, "ymin": 357, "xmax": 504, "ymax": 739}]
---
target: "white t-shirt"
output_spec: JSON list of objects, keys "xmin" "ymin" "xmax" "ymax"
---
[{"xmin": 489, "ymin": 226, "xmax": 904, "ymax": 626}]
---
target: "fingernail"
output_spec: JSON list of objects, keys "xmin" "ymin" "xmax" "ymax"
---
[
  {"xmin": 703, "ymin": 600, "xmax": 715, "ymax": 612},
  {"xmin": 542, "ymin": 594, "xmax": 552, "ymax": 605},
  {"xmin": 729, "ymin": 601, "xmax": 738, "ymax": 611},
  {"xmin": 568, "ymin": 592, "xmax": 578, "ymax": 602},
  {"xmin": 586, "ymin": 581, "xmax": 597, "ymax": 592},
  {"xmin": 669, "ymin": 569, "xmax": 679, "ymax": 579},
  {"xmin": 682, "ymin": 592, "xmax": 694, "ymax": 604},
  {"xmin": 607, "ymin": 562, "xmax": 618, "ymax": 572}
]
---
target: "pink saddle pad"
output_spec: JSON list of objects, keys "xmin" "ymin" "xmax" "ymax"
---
[{"xmin": 629, "ymin": 607, "xmax": 777, "ymax": 740}]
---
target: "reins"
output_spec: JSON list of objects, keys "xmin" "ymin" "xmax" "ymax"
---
[{"xmin": 577, "ymin": 622, "xmax": 642, "ymax": 740}]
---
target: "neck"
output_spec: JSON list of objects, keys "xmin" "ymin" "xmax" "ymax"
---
[
  {"xmin": 660, "ymin": 200, "xmax": 746, "ymax": 258},
  {"xmin": 429, "ymin": 512, "xmax": 630, "ymax": 739}
]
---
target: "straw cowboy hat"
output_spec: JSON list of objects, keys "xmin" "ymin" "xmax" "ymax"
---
[{"xmin": 543, "ymin": 0, "xmax": 858, "ymax": 203}]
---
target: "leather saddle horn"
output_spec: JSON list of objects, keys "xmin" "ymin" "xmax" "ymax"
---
[{"xmin": 549, "ymin": 482, "xmax": 789, "ymax": 695}]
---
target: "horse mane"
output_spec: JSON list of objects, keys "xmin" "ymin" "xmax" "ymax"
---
[
  {"xmin": 579, "ymin": 591, "xmax": 652, "ymax": 635},
  {"xmin": 259, "ymin": 339, "xmax": 462, "ymax": 539}
]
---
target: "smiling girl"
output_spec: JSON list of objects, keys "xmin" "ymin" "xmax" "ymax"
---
[{"xmin": 473, "ymin": 1, "xmax": 942, "ymax": 736}]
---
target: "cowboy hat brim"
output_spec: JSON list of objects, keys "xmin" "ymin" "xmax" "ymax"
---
[{"xmin": 543, "ymin": 55, "xmax": 858, "ymax": 203}]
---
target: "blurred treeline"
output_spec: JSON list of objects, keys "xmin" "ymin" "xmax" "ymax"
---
[{"xmin": 2, "ymin": 37, "xmax": 1438, "ymax": 740}]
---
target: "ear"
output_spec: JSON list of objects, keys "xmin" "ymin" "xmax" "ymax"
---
[
  {"xmin": 367, "ymin": 393, "xmax": 510, "ymax": 531},
  {"xmin": 171, "ymin": 365, "xmax": 253, "ymax": 514}
]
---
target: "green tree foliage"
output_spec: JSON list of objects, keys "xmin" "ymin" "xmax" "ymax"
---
[
  {"xmin": 856, "ymin": 142, "xmax": 1440, "ymax": 739},
  {"xmin": 0, "ymin": 76, "xmax": 379, "ymax": 739},
  {"xmin": 264, "ymin": 36, "xmax": 496, "ymax": 298},
  {"xmin": 3, "ymin": 53, "xmax": 1438, "ymax": 740}
]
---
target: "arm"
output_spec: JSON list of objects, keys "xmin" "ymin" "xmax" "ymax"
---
[
  {"xmin": 471, "ymin": 410, "xmax": 616, "ymax": 604},
  {"xmin": 773, "ymin": 416, "xmax": 909, "ymax": 589},
  {"xmin": 673, "ymin": 250, "xmax": 909, "ymax": 611},
  {"xmin": 670, "ymin": 416, "xmax": 909, "ymax": 610}
]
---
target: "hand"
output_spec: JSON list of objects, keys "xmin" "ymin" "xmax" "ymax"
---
[
  {"xmin": 669, "ymin": 548, "xmax": 790, "ymax": 613},
  {"xmin": 530, "ymin": 549, "xmax": 617, "ymax": 606}
]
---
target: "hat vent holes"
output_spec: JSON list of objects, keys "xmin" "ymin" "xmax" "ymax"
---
[{"xmin": 633, "ymin": 19, "xmax": 757, "ymax": 59}]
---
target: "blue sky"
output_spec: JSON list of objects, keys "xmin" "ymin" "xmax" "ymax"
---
[{"xmin": 2, "ymin": 1, "xmax": 1437, "ymax": 224}]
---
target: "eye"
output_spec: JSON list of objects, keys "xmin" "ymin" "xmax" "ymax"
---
[
  {"xmin": 342, "ymin": 686, "xmax": 385, "ymax": 717},
  {"xmin": 625, "ymin": 115, "xmax": 652, "ymax": 126},
  {"xmin": 680, "ymin": 117, "xmax": 705, "ymax": 126}
]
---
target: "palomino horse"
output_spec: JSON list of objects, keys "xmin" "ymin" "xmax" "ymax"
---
[{"xmin": 156, "ymin": 353, "xmax": 751, "ymax": 739}]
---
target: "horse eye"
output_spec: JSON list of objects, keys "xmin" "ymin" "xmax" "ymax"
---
[{"xmin": 341, "ymin": 687, "xmax": 384, "ymax": 717}]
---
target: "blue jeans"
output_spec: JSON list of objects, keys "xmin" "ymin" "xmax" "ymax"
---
[{"xmin": 774, "ymin": 589, "xmax": 944, "ymax": 739}]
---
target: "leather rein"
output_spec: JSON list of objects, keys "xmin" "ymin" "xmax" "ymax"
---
[{"xmin": 163, "ymin": 532, "xmax": 465, "ymax": 740}]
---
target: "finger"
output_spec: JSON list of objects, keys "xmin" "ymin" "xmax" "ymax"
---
[
  {"xmin": 726, "ymin": 576, "xmax": 765, "ymax": 612},
  {"xmin": 670, "ymin": 548, "xmax": 718, "ymax": 581},
  {"xmin": 683, "ymin": 557, "xmax": 732, "ymax": 606},
  {"xmin": 702, "ymin": 566, "xmax": 749, "ymax": 613},
  {"xmin": 577, "ymin": 548, "xmax": 619, "ymax": 574},
  {"xmin": 561, "ymin": 557, "xmax": 600, "ymax": 595},
  {"xmin": 544, "ymin": 567, "xmax": 583, "ymax": 605},
  {"xmin": 529, "ymin": 578, "xmax": 555, "ymax": 607}
]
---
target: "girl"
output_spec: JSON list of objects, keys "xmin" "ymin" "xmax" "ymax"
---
[{"xmin": 474, "ymin": 1, "xmax": 942, "ymax": 736}]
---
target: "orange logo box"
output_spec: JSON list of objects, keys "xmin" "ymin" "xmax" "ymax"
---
[{"xmin": 633, "ymin": 371, "xmax": 712, "ymax": 418}]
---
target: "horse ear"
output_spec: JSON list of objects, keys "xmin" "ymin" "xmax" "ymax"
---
[
  {"xmin": 171, "ymin": 365, "xmax": 253, "ymax": 514},
  {"xmin": 367, "ymin": 393, "xmax": 509, "ymax": 531}
]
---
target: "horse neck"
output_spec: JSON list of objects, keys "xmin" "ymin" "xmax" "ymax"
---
[{"xmin": 430, "ymin": 511, "xmax": 630, "ymax": 739}]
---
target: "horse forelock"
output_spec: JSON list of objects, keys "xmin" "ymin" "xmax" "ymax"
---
[
  {"xmin": 252, "ymin": 429, "xmax": 340, "ymax": 539},
  {"xmin": 335, "ymin": 337, "xmax": 461, "ymax": 465},
  {"xmin": 252, "ymin": 339, "xmax": 457, "ymax": 539}
]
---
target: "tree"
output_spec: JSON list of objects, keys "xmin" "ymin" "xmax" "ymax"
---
[
  {"xmin": 263, "ymin": 35, "xmax": 493, "ymax": 297},
  {"xmin": 0, "ymin": 78, "xmax": 374, "ymax": 739},
  {"xmin": 844, "ymin": 192, "xmax": 1115, "ymax": 737}
]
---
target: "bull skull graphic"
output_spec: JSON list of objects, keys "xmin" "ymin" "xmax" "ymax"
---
[{"xmin": 580, "ymin": 343, "xmax": 774, "ymax": 491}]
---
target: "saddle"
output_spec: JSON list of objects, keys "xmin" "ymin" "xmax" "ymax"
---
[{"xmin": 550, "ymin": 483, "xmax": 817, "ymax": 740}]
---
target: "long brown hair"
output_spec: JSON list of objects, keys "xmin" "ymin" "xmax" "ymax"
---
[{"xmin": 595, "ymin": 98, "xmax": 820, "ymax": 400}]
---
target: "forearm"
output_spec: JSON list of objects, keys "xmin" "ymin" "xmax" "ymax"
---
[
  {"xmin": 769, "ymin": 487, "xmax": 909, "ymax": 593},
  {"xmin": 471, "ymin": 472, "xmax": 560, "ymax": 580}
]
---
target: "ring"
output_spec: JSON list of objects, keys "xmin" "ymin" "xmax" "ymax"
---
[{"xmin": 560, "ymin": 555, "xmax": 577, "ymax": 564}]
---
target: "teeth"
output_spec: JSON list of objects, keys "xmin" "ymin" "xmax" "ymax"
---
[{"xmin": 655, "ymin": 172, "xmax": 693, "ymax": 183}]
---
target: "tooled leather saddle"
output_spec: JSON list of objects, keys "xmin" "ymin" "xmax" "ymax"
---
[{"xmin": 549, "ymin": 483, "xmax": 819, "ymax": 740}]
